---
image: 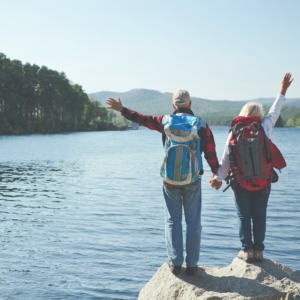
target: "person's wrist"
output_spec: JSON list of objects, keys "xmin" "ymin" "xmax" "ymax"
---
[
  {"xmin": 119, "ymin": 106, "xmax": 123, "ymax": 112},
  {"xmin": 280, "ymin": 88, "xmax": 287, "ymax": 96},
  {"xmin": 214, "ymin": 176, "xmax": 222, "ymax": 182}
]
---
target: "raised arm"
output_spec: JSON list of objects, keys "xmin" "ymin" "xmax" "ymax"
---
[
  {"xmin": 280, "ymin": 73, "xmax": 294, "ymax": 97},
  {"xmin": 262, "ymin": 73, "xmax": 294, "ymax": 137},
  {"xmin": 106, "ymin": 97, "xmax": 164, "ymax": 132}
]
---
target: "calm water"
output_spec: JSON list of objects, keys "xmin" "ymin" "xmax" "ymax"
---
[{"xmin": 0, "ymin": 127, "xmax": 299, "ymax": 299}]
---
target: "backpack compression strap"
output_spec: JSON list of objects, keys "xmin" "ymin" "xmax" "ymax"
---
[
  {"xmin": 231, "ymin": 122, "xmax": 260, "ymax": 142},
  {"xmin": 164, "ymin": 116, "xmax": 199, "ymax": 143}
]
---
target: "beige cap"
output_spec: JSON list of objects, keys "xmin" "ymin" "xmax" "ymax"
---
[{"xmin": 172, "ymin": 90, "xmax": 191, "ymax": 106}]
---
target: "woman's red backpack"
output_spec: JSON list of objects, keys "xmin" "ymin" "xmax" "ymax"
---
[{"xmin": 224, "ymin": 116, "xmax": 286, "ymax": 192}]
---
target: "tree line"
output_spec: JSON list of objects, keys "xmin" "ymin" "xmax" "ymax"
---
[
  {"xmin": 0, "ymin": 53, "xmax": 118, "ymax": 135},
  {"xmin": 203, "ymin": 113, "xmax": 285, "ymax": 127},
  {"xmin": 287, "ymin": 112, "xmax": 300, "ymax": 127}
]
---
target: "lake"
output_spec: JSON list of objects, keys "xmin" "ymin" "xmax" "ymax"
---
[{"xmin": 0, "ymin": 127, "xmax": 299, "ymax": 299}]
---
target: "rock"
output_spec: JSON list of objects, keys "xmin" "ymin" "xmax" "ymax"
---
[{"xmin": 138, "ymin": 258, "xmax": 300, "ymax": 300}]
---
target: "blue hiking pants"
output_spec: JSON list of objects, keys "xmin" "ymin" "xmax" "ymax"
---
[{"xmin": 163, "ymin": 180, "xmax": 202, "ymax": 267}]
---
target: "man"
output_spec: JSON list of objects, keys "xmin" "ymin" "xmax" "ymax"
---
[{"xmin": 106, "ymin": 90, "xmax": 221, "ymax": 275}]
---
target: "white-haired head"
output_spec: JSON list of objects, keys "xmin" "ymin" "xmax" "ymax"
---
[{"xmin": 239, "ymin": 102, "xmax": 264, "ymax": 119}]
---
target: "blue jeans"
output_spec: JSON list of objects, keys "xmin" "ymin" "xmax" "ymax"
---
[
  {"xmin": 233, "ymin": 184, "xmax": 271, "ymax": 252},
  {"xmin": 163, "ymin": 180, "xmax": 202, "ymax": 267}
]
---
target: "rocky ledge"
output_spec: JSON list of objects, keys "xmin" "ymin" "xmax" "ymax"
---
[{"xmin": 139, "ymin": 258, "xmax": 300, "ymax": 300}]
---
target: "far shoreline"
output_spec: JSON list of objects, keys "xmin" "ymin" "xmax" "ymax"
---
[
  {"xmin": 1, "ymin": 125, "xmax": 300, "ymax": 137},
  {"xmin": 0, "ymin": 126, "xmax": 129, "ymax": 136}
]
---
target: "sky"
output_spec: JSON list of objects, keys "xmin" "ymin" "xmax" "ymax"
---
[{"xmin": 1, "ymin": 0, "xmax": 299, "ymax": 100}]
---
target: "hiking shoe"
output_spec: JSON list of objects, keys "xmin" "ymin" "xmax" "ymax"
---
[
  {"xmin": 237, "ymin": 250, "xmax": 254, "ymax": 262},
  {"xmin": 186, "ymin": 265, "xmax": 198, "ymax": 276},
  {"xmin": 254, "ymin": 250, "xmax": 263, "ymax": 262},
  {"xmin": 168, "ymin": 261, "xmax": 181, "ymax": 275}
]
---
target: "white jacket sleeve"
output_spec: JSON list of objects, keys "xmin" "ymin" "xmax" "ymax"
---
[
  {"xmin": 262, "ymin": 94, "xmax": 285, "ymax": 138},
  {"xmin": 214, "ymin": 133, "xmax": 231, "ymax": 182}
]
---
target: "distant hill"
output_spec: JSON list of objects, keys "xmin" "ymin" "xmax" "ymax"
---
[
  {"xmin": 242, "ymin": 97, "xmax": 300, "ymax": 106},
  {"xmin": 90, "ymin": 89, "xmax": 300, "ymax": 126},
  {"xmin": 285, "ymin": 99, "xmax": 300, "ymax": 107},
  {"xmin": 90, "ymin": 89, "xmax": 245, "ymax": 117}
]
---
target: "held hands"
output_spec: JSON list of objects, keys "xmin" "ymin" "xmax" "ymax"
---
[
  {"xmin": 106, "ymin": 97, "xmax": 123, "ymax": 112},
  {"xmin": 280, "ymin": 73, "xmax": 294, "ymax": 96},
  {"xmin": 209, "ymin": 178, "xmax": 222, "ymax": 190}
]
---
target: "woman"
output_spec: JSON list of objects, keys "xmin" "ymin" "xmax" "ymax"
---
[{"xmin": 210, "ymin": 73, "xmax": 294, "ymax": 262}]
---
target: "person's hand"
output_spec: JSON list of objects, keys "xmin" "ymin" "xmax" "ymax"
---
[
  {"xmin": 105, "ymin": 97, "xmax": 123, "ymax": 112},
  {"xmin": 209, "ymin": 178, "xmax": 222, "ymax": 190},
  {"xmin": 280, "ymin": 73, "xmax": 294, "ymax": 96}
]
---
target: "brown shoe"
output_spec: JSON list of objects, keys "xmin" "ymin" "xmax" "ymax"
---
[
  {"xmin": 168, "ymin": 261, "xmax": 181, "ymax": 275},
  {"xmin": 186, "ymin": 265, "xmax": 198, "ymax": 276},
  {"xmin": 237, "ymin": 250, "xmax": 254, "ymax": 262},
  {"xmin": 254, "ymin": 250, "xmax": 263, "ymax": 262}
]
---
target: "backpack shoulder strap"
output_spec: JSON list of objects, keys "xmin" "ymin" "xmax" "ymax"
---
[
  {"xmin": 231, "ymin": 124, "xmax": 242, "ymax": 143},
  {"xmin": 199, "ymin": 117, "xmax": 206, "ymax": 128},
  {"xmin": 162, "ymin": 115, "xmax": 170, "ymax": 126},
  {"xmin": 195, "ymin": 117, "xmax": 207, "ymax": 140},
  {"xmin": 261, "ymin": 126, "xmax": 272, "ymax": 164},
  {"xmin": 161, "ymin": 115, "xmax": 170, "ymax": 147},
  {"xmin": 164, "ymin": 115, "xmax": 172, "ymax": 135}
]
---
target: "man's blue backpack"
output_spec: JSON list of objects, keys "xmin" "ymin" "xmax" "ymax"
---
[{"xmin": 160, "ymin": 115, "xmax": 205, "ymax": 187}]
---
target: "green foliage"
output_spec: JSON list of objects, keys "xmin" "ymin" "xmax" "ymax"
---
[
  {"xmin": 200, "ymin": 115, "xmax": 234, "ymax": 126},
  {"xmin": 280, "ymin": 106, "xmax": 300, "ymax": 124},
  {"xmin": 84, "ymin": 98, "xmax": 110, "ymax": 128},
  {"xmin": 285, "ymin": 99, "xmax": 300, "ymax": 107},
  {"xmin": 274, "ymin": 115, "xmax": 284, "ymax": 127},
  {"xmin": 108, "ymin": 110, "xmax": 116, "ymax": 124},
  {"xmin": 0, "ymin": 53, "xmax": 118, "ymax": 134},
  {"xmin": 263, "ymin": 113, "xmax": 284, "ymax": 127},
  {"xmin": 205, "ymin": 108, "xmax": 294, "ymax": 127},
  {"xmin": 262, "ymin": 106, "xmax": 300, "ymax": 126},
  {"xmin": 287, "ymin": 112, "xmax": 300, "ymax": 127},
  {"xmin": 118, "ymin": 115, "xmax": 126, "ymax": 125}
]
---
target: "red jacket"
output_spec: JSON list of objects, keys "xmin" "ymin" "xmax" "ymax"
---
[{"xmin": 121, "ymin": 106, "xmax": 219, "ymax": 175}]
